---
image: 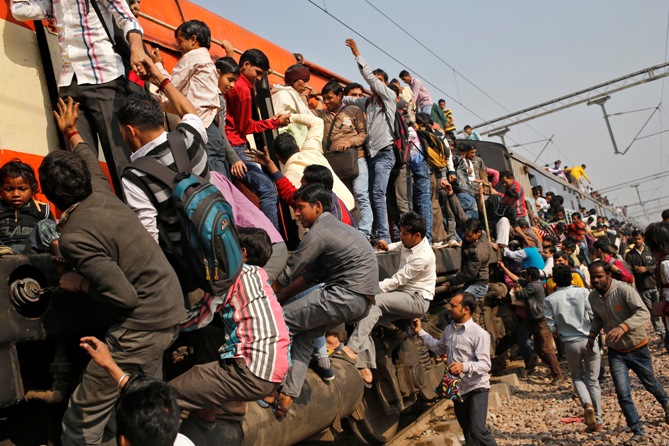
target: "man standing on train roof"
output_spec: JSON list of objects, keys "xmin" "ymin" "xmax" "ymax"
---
[
  {"xmin": 399, "ymin": 70, "xmax": 433, "ymax": 115},
  {"xmin": 11, "ymin": 0, "xmax": 150, "ymax": 196},
  {"xmin": 343, "ymin": 38, "xmax": 397, "ymax": 243},
  {"xmin": 564, "ymin": 164, "xmax": 591, "ymax": 192}
]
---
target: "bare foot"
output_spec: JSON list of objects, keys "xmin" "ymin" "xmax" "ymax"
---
[
  {"xmin": 340, "ymin": 345, "xmax": 358, "ymax": 361},
  {"xmin": 359, "ymin": 368, "xmax": 373, "ymax": 385}
]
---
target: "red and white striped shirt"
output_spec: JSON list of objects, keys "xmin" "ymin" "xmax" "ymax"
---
[
  {"xmin": 181, "ymin": 264, "xmax": 291, "ymax": 383},
  {"xmin": 11, "ymin": 0, "xmax": 142, "ymax": 87}
]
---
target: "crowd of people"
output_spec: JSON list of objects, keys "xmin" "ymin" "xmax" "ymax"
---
[{"xmin": 4, "ymin": 1, "xmax": 669, "ymax": 446}]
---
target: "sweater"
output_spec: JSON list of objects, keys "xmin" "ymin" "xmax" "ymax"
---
[
  {"xmin": 59, "ymin": 144, "xmax": 185, "ymax": 331},
  {"xmin": 225, "ymin": 74, "xmax": 281, "ymax": 146},
  {"xmin": 588, "ymin": 279, "xmax": 650, "ymax": 352},
  {"xmin": 451, "ymin": 236, "xmax": 490, "ymax": 287}
]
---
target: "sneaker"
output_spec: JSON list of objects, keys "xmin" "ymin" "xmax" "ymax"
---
[
  {"xmin": 583, "ymin": 404, "xmax": 596, "ymax": 429},
  {"xmin": 623, "ymin": 433, "xmax": 647, "ymax": 446},
  {"xmin": 313, "ymin": 356, "xmax": 335, "ymax": 381}
]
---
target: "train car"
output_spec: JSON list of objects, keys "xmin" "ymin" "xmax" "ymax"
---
[
  {"xmin": 0, "ymin": 2, "xmax": 467, "ymax": 445},
  {"xmin": 469, "ymin": 139, "xmax": 627, "ymax": 223}
]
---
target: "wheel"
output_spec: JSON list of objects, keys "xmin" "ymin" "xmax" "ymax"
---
[{"xmin": 347, "ymin": 387, "xmax": 400, "ymax": 444}]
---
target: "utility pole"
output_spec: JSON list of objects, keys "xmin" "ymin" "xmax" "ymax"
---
[
  {"xmin": 630, "ymin": 184, "xmax": 649, "ymax": 223},
  {"xmin": 488, "ymin": 127, "xmax": 510, "ymax": 146},
  {"xmin": 587, "ymin": 96, "xmax": 620, "ymax": 155}
]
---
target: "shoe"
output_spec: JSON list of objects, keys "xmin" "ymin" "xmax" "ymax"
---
[
  {"xmin": 313, "ymin": 356, "xmax": 335, "ymax": 381},
  {"xmin": 622, "ymin": 432, "xmax": 647, "ymax": 446},
  {"xmin": 583, "ymin": 404, "xmax": 596, "ymax": 429},
  {"xmin": 525, "ymin": 354, "xmax": 539, "ymax": 372},
  {"xmin": 585, "ymin": 423, "xmax": 604, "ymax": 433},
  {"xmin": 550, "ymin": 374, "xmax": 566, "ymax": 385}
]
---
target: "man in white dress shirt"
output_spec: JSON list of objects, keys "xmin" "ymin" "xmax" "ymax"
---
[
  {"xmin": 347, "ymin": 211, "xmax": 436, "ymax": 385},
  {"xmin": 412, "ymin": 292, "xmax": 498, "ymax": 446}
]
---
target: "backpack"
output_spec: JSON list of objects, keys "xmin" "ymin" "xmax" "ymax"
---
[
  {"xmin": 128, "ymin": 131, "xmax": 243, "ymax": 296},
  {"xmin": 366, "ymin": 97, "xmax": 410, "ymax": 167},
  {"xmin": 416, "ymin": 128, "xmax": 449, "ymax": 169}
]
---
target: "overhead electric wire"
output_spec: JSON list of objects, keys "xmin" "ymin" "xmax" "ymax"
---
[
  {"xmin": 599, "ymin": 171, "xmax": 669, "ymax": 193},
  {"xmin": 306, "ymin": 0, "xmax": 488, "ymax": 122}
]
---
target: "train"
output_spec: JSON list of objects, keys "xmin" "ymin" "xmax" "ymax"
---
[{"xmin": 0, "ymin": 1, "xmax": 629, "ymax": 445}]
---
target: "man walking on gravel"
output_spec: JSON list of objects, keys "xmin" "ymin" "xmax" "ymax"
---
[
  {"xmin": 412, "ymin": 292, "xmax": 498, "ymax": 446},
  {"xmin": 587, "ymin": 261, "xmax": 669, "ymax": 446}
]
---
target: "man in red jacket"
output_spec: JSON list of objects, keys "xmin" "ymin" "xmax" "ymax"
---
[
  {"xmin": 225, "ymin": 48, "xmax": 290, "ymax": 230},
  {"xmin": 592, "ymin": 238, "xmax": 634, "ymax": 285}
]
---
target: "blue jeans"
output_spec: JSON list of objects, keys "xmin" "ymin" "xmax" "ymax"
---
[
  {"xmin": 353, "ymin": 156, "xmax": 373, "ymax": 239},
  {"xmin": 410, "ymin": 158, "xmax": 432, "ymax": 243},
  {"xmin": 608, "ymin": 345, "xmax": 669, "ymax": 434},
  {"xmin": 232, "ymin": 144, "xmax": 279, "ymax": 230},
  {"xmin": 465, "ymin": 283, "xmax": 488, "ymax": 300},
  {"xmin": 368, "ymin": 147, "xmax": 395, "ymax": 243},
  {"xmin": 456, "ymin": 192, "xmax": 479, "ymax": 220}
]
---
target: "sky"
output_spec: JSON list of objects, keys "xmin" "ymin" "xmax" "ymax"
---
[{"xmin": 196, "ymin": 0, "xmax": 669, "ymax": 226}]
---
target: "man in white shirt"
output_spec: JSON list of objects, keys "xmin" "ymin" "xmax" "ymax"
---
[
  {"xmin": 412, "ymin": 292, "xmax": 498, "ymax": 446},
  {"xmin": 347, "ymin": 211, "xmax": 435, "ymax": 385},
  {"xmin": 11, "ymin": 0, "xmax": 149, "ymax": 194}
]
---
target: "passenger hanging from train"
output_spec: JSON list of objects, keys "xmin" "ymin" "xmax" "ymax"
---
[
  {"xmin": 151, "ymin": 20, "xmax": 237, "ymax": 179},
  {"xmin": 264, "ymin": 113, "xmax": 355, "ymax": 213},
  {"xmin": 11, "ymin": 0, "xmax": 149, "ymax": 196},
  {"xmin": 453, "ymin": 144, "xmax": 480, "ymax": 221},
  {"xmin": 225, "ymin": 48, "xmax": 290, "ymax": 230},
  {"xmin": 272, "ymin": 64, "xmax": 314, "ymax": 148},
  {"xmin": 208, "ymin": 172, "xmax": 288, "ymax": 283},
  {"xmin": 485, "ymin": 191, "xmax": 533, "ymax": 250},
  {"xmin": 44, "ymin": 97, "xmax": 185, "ymax": 446},
  {"xmin": 497, "ymin": 170, "xmax": 527, "ymax": 220},
  {"xmin": 173, "ymin": 227, "xmax": 291, "ymax": 422},
  {"xmin": 518, "ymin": 219, "xmax": 543, "ymax": 254},
  {"xmin": 406, "ymin": 113, "xmax": 437, "ymax": 244},
  {"xmin": 315, "ymin": 80, "xmax": 371, "ymax": 238},
  {"xmin": 346, "ymin": 211, "xmax": 435, "ymax": 386},
  {"xmin": 343, "ymin": 38, "xmax": 396, "ymax": 243},
  {"xmin": 446, "ymin": 218, "xmax": 491, "ymax": 301},
  {"xmin": 399, "ymin": 70, "xmax": 433, "ymax": 115},
  {"xmin": 119, "ymin": 58, "xmax": 212, "ymax": 295},
  {"xmin": 0, "ymin": 160, "xmax": 59, "ymax": 255},
  {"xmin": 270, "ymin": 184, "xmax": 379, "ymax": 417},
  {"xmin": 246, "ymin": 147, "xmax": 355, "ymax": 227},
  {"xmin": 411, "ymin": 293, "xmax": 499, "ymax": 446}
]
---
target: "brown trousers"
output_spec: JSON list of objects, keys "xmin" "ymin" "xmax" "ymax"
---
[
  {"xmin": 169, "ymin": 357, "xmax": 278, "ymax": 412},
  {"xmin": 532, "ymin": 319, "xmax": 564, "ymax": 378}
]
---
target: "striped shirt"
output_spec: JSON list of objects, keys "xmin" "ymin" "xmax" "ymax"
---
[
  {"xmin": 181, "ymin": 265, "xmax": 291, "ymax": 383},
  {"xmin": 11, "ymin": 0, "xmax": 142, "ymax": 87}
]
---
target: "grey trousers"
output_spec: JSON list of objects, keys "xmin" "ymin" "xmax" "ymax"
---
[
  {"xmin": 169, "ymin": 358, "xmax": 278, "ymax": 411},
  {"xmin": 61, "ymin": 324, "xmax": 178, "ymax": 446},
  {"xmin": 59, "ymin": 76, "xmax": 130, "ymax": 197},
  {"xmin": 639, "ymin": 288, "xmax": 665, "ymax": 334},
  {"xmin": 263, "ymin": 241, "xmax": 288, "ymax": 284},
  {"xmin": 564, "ymin": 338, "xmax": 603, "ymax": 424},
  {"xmin": 348, "ymin": 291, "xmax": 430, "ymax": 369},
  {"xmin": 281, "ymin": 284, "xmax": 371, "ymax": 397}
]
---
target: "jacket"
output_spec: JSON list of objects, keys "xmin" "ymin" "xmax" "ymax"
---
[
  {"xmin": 588, "ymin": 279, "xmax": 650, "ymax": 352},
  {"xmin": 516, "ymin": 280, "xmax": 546, "ymax": 321},
  {"xmin": 60, "ymin": 143, "xmax": 186, "ymax": 331},
  {"xmin": 625, "ymin": 245, "xmax": 656, "ymax": 290},
  {"xmin": 451, "ymin": 236, "xmax": 490, "ymax": 287}
]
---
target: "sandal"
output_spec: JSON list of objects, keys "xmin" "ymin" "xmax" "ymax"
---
[
  {"xmin": 271, "ymin": 394, "xmax": 292, "ymax": 419},
  {"xmin": 258, "ymin": 390, "xmax": 279, "ymax": 408},
  {"xmin": 328, "ymin": 343, "xmax": 344, "ymax": 356}
]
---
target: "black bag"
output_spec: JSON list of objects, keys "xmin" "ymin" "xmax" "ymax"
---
[
  {"xmin": 366, "ymin": 96, "xmax": 410, "ymax": 168},
  {"xmin": 324, "ymin": 107, "xmax": 359, "ymax": 182}
]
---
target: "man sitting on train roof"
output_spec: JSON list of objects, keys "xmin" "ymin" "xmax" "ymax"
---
[
  {"xmin": 271, "ymin": 184, "xmax": 379, "ymax": 417},
  {"xmin": 272, "ymin": 64, "xmax": 314, "ymax": 148},
  {"xmin": 346, "ymin": 211, "xmax": 435, "ymax": 386},
  {"xmin": 43, "ymin": 97, "xmax": 185, "ymax": 446},
  {"xmin": 151, "ymin": 20, "xmax": 241, "ymax": 181}
]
